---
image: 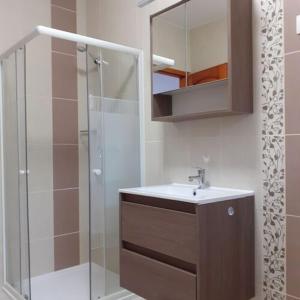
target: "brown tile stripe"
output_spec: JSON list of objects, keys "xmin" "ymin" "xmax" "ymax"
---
[
  {"xmin": 54, "ymin": 188, "xmax": 79, "ymax": 236},
  {"xmin": 51, "ymin": 0, "xmax": 79, "ymax": 270},
  {"xmin": 286, "ymin": 136, "xmax": 300, "ymax": 216},
  {"xmin": 54, "ymin": 233, "xmax": 80, "ymax": 270},
  {"xmin": 285, "ymin": 0, "xmax": 300, "ymax": 297},
  {"xmin": 287, "ymin": 216, "xmax": 300, "ymax": 298},
  {"xmin": 51, "ymin": 5, "xmax": 77, "ymax": 55},
  {"xmin": 52, "ymin": 0, "xmax": 76, "ymax": 11}
]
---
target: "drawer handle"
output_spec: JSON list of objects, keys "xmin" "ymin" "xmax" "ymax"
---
[{"xmin": 227, "ymin": 207, "xmax": 235, "ymax": 216}]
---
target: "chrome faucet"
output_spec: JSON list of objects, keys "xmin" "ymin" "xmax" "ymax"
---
[{"xmin": 188, "ymin": 168, "xmax": 209, "ymax": 190}]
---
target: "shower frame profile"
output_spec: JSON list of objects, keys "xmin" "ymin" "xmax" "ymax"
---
[{"xmin": 0, "ymin": 25, "xmax": 145, "ymax": 300}]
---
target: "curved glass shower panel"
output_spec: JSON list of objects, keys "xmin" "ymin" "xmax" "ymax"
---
[
  {"xmin": 1, "ymin": 47, "xmax": 30, "ymax": 299},
  {"xmin": 87, "ymin": 46, "xmax": 141, "ymax": 299}
]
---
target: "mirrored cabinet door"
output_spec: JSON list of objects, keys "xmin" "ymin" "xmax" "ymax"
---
[
  {"xmin": 151, "ymin": 2, "xmax": 188, "ymax": 94},
  {"xmin": 151, "ymin": 0, "xmax": 252, "ymax": 122},
  {"xmin": 186, "ymin": 0, "xmax": 228, "ymax": 87}
]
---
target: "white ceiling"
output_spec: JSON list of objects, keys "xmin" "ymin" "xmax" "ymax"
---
[{"xmin": 158, "ymin": 0, "xmax": 227, "ymax": 29}]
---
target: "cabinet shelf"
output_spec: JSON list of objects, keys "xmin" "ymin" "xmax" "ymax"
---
[{"xmin": 157, "ymin": 78, "xmax": 228, "ymax": 96}]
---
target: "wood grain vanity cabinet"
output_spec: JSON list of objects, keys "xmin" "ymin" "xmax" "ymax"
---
[
  {"xmin": 120, "ymin": 193, "xmax": 255, "ymax": 300},
  {"xmin": 151, "ymin": 0, "xmax": 252, "ymax": 122}
]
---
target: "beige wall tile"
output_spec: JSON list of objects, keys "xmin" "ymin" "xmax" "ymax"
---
[
  {"xmin": 285, "ymin": 53, "xmax": 300, "ymax": 134},
  {"xmin": 29, "ymin": 191, "xmax": 53, "ymax": 240},
  {"xmin": 287, "ymin": 216, "xmax": 300, "ymax": 298},
  {"xmin": 286, "ymin": 135, "xmax": 300, "ymax": 216},
  {"xmin": 145, "ymin": 141, "xmax": 164, "ymax": 185},
  {"xmin": 27, "ymin": 143, "xmax": 53, "ymax": 193},
  {"xmin": 30, "ymin": 238, "xmax": 54, "ymax": 277},
  {"xmin": 284, "ymin": 0, "xmax": 300, "ymax": 53}
]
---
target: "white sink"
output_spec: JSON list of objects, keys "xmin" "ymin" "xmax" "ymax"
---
[{"xmin": 119, "ymin": 183, "xmax": 254, "ymax": 204}]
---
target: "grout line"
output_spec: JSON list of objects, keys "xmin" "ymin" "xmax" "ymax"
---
[
  {"xmin": 51, "ymin": 4, "xmax": 76, "ymax": 14},
  {"xmin": 285, "ymin": 133, "xmax": 300, "ymax": 136},
  {"xmin": 286, "ymin": 294, "xmax": 300, "ymax": 300},
  {"xmin": 29, "ymin": 187, "xmax": 79, "ymax": 194},
  {"xmin": 53, "ymin": 187, "xmax": 79, "ymax": 192},
  {"xmin": 54, "ymin": 231, "xmax": 80, "ymax": 239},
  {"xmin": 285, "ymin": 50, "xmax": 300, "ymax": 57},
  {"xmin": 286, "ymin": 214, "xmax": 300, "ymax": 219},
  {"xmin": 52, "ymin": 50, "xmax": 77, "ymax": 58},
  {"xmin": 53, "ymin": 143, "xmax": 79, "ymax": 146},
  {"xmin": 53, "ymin": 97, "xmax": 78, "ymax": 102},
  {"xmin": 30, "ymin": 231, "xmax": 80, "ymax": 243}
]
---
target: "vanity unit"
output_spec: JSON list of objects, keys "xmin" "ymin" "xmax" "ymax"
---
[{"xmin": 119, "ymin": 184, "xmax": 255, "ymax": 300}]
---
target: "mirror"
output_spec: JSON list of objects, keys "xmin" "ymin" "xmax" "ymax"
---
[{"xmin": 151, "ymin": 0, "xmax": 228, "ymax": 95}]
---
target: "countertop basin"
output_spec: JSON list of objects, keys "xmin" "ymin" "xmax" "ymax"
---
[{"xmin": 119, "ymin": 183, "xmax": 254, "ymax": 204}]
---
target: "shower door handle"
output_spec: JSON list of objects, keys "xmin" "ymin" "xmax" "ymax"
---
[{"xmin": 92, "ymin": 169, "xmax": 102, "ymax": 176}]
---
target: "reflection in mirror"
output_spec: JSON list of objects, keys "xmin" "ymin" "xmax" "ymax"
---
[
  {"xmin": 151, "ymin": 0, "xmax": 228, "ymax": 94},
  {"xmin": 152, "ymin": 2, "xmax": 187, "ymax": 94},
  {"xmin": 187, "ymin": 0, "xmax": 228, "ymax": 87}
]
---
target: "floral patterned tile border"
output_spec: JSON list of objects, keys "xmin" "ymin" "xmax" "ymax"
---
[{"xmin": 261, "ymin": 0, "xmax": 286, "ymax": 297}]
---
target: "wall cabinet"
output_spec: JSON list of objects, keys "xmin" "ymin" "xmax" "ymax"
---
[
  {"xmin": 120, "ymin": 193, "xmax": 255, "ymax": 300},
  {"xmin": 151, "ymin": 0, "xmax": 252, "ymax": 121}
]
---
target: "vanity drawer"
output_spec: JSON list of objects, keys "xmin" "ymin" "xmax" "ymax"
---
[
  {"xmin": 120, "ymin": 249, "xmax": 196, "ymax": 300},
  {"xmin": 121, "ymin": 201, "xmax": 197, "ymax": 264}
]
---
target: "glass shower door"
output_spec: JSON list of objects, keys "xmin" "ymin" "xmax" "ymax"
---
[
  {"xmin": 87, "ymin": 46, "xmax": 141, "ymax": 299},
  {"xmin": 1, "ymin": 47, "xmax": 31, "ymax": 299}
]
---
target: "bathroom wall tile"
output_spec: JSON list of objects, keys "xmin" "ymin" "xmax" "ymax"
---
[
  {"xmin": 28, "ymin": 191, "xmax": 53, "ymax": 240},
  {"xmin": 262, "ymin": 136, "xmax": 285, "ymax": 182},
  {"xmin": 52, "ymin": 52, "xmax": 78, "ymax": 100},
  {"xmin": 284, "ymin": 0, "xmax": 300, "ymax": 53},
  {"xmin": 26, "ymin": 36, "xmax": 52, "ymax": 98},
  {"xmin": 287, "ymin": 216, "xmax": 300, "ymax": 297},
  {"xmin": 219, "ymin": 134, "xmax": 258, "ymax": 189},
  {"xmin": 52, "ymin": 0, "xmax": 76, "ymax": 11},
  {"xmin": 286, "ymin": 135, "xmax": 300, "ymax": 216},
  {"xmin": 27, "ymin": 143, "xmax": 53, "ymax": 193},
  {"xmin": 53, "ymin": 145, "xmax": 79, "ymax": 189},
  {"xmin": 285, "ymin": 53, "xmax": 300, "ymax": 134},
  {"xmin": 54, "ymin": 233, "xmax": 79, "ymax": 270},
  {"xmin": 263, "ymin": 212, "xmax": 286, "ymax": 259},
  {"xmin": 80, "ymin": 231, "xmax": 89, "ymax": 264},
  {"xmin": 30, "ymin": 238, "xmax": 54, "ymax": 277},
  {"xmin": 54, "ymin": 188, "xmax": 79, "ymax": 236},
  {"xmin": 263, "ymin": 180, "xmax": 285, "ymax": 215},
  {"xmin": 52, "ymin": 99, "xmax": 78, "ymax": 144},
  {"xmin": 145, "ymin": 141, "xmax": 164, "ymax": 185},
  {"xmin": 27, "ymin": 96, "xmax": 52, "ymax": 145},
  {"xmin": 51, "ymin": 5, "xmax": 77, "ymax": 55},
  {"xmin": 91, "ymin": 248, "xmax": 104, "ymax": 267},
  {"xmin": 263, "ymin": 289, "xmax": 286, "ymax": 300},
  {"xmin": 261, "ymin": 0, "xmax": 284, "ymax": 136},
  {"xmin": 264, "ymin": 257, "xmax": 285, "ymax": 293}
]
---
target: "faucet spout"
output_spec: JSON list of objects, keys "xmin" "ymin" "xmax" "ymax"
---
[{"xmin": 188, "ymin": 168, "xmax": 209, "ymax": 190}]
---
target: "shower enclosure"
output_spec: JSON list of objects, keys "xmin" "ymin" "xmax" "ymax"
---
[{"xmin": 0, "ymin": 26, "xmax": 144, "ymax": 300}]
